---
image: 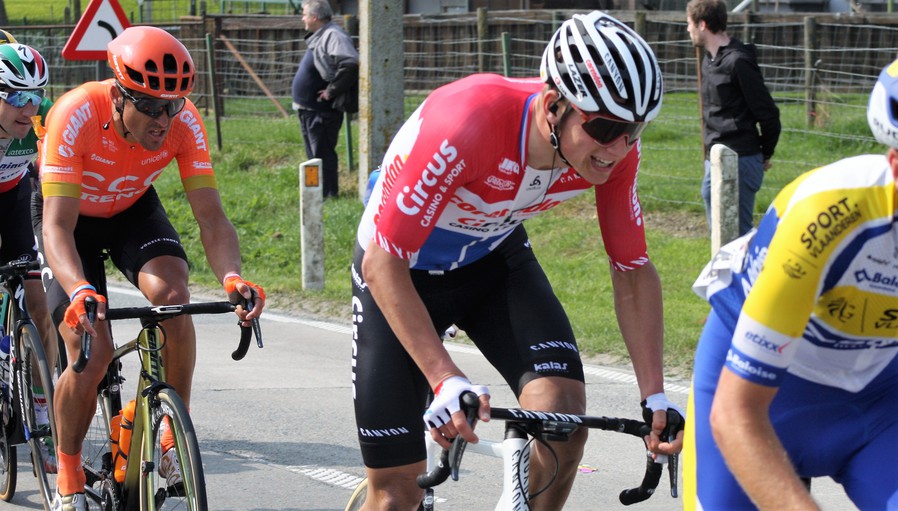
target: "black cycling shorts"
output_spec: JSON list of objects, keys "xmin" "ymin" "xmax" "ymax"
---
[
  {"xmin": 350, "ymin": 225, "xmax": 585, "ymax": 469},
  {"xmin": 32, "ymin": 186, "xmax": 188, "ymax": 327},
  {"xmin": 0, "ymin": 176, "xmax": 40, "ymax": 277}
]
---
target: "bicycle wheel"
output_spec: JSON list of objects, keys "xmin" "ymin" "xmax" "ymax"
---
[
  {"xmin": 344, "ymin": 478, "xmax": 368, "ymax": 511},
  {"xmin": 18, "ymin": 322, "xmax": 59, "ymax": 510},
  {"xmin": 80, "ymin": 387, "xmax": 117, "ymax": 510},
  {"xmin": 141, "ymin": 388, "xmax": 206, "ymax": 511},
  {"xmin": 0, "ymin": 420, "xmax": 14, "ymax": 501}
]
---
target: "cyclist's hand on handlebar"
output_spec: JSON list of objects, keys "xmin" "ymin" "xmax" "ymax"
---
[
  {"xmin": 423, "ymin": 376, "xmax": 490, "ymax": 449},
  {"xmin": 223, "ymin": 273, "xmax": 266, "ymax": 324},
  {"xmin": 64, "ymin": 282, "xmax": 107, "ymax": 336},
  {"xmin": 641, "ymin": 392, "xmax": 685, "ymax": 457}
]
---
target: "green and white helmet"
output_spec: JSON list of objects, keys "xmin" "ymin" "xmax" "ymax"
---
[{"xmin": 0, "ymin": 43, "xmax": 48, "ymax": 89}]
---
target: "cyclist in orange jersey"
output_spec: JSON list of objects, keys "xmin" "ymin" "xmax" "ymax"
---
[{"xmin": 33, "ymin": 26, "xmax": 266, "ymax": 511}]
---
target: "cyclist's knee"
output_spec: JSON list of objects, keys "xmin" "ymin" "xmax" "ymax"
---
[{"xmin": 518, "ymin": 376, "xmax": 586, "ymax": 414}]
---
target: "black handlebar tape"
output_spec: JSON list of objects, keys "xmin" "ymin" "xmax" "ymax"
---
[
  {"xmin": 619, "ymin": 456, "xmax": 663, "ymax": 505},
  {"xmin": 72, "ymin": 296, "xmax": 98, "ymax": 374}
]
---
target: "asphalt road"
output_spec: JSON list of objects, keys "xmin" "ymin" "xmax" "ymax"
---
[{"xmin": 6, "ymin": 285, "xmax": 857, "ymax": 511}]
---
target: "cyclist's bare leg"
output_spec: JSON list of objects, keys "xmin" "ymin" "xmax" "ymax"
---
[
  {"xmin": 517, "ymin": 376, "xmax": 587, "ymax": 511},
  {"xmin": 360, "ymin": 462, "xmax": 425, "ymax": 511},
  {"xmin": 26, "ymin": 278, "xmax": 58, "ymax": 377},
  {"xmin": 136, "ymin": 255, "xmax": 196, "ymax": 406},
  {"xmin": 53, "ymin": 322, "xmax": 115, "ymax": 455}
]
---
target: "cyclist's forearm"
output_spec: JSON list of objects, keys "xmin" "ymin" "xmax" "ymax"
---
[
  {"xmin": 712, "ymin": 369, "xmax": 820, "ymax": 510},
  {"xmin": 611, "ymin": 262, "xmax": 665, "ymax": 398},
  {"xmin": 200, "ymin": 222, "xmax": 242, "ymax": 282}
]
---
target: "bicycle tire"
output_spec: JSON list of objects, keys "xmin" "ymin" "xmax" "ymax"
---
[
  {"xmin": 141, "ymin": 388, "xmax": 207, "ymax": 511},
  {"xmin": 344, "ymin": 478, "xmax": 368, "ymax": 511},
  {"xmin": 18, "ymin": 322, "xmax": 59, "ymax": 511},
  {"xmin": 0, "ymin": 422, "xmax": 14, "ymax": 501}
]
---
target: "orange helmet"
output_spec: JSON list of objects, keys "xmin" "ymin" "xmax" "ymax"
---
[{"xmin": 107, "ymin": 26, "xmax": 194, "ymax": 99}]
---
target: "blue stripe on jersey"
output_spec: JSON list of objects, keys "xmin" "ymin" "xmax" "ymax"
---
[
  {"xmin": 823, "ymin": 221, "xmax": 894, "ymax": 293},
  {"xmin": 724, "ymin": 344, "xmax": 784, "ymax": 386}
]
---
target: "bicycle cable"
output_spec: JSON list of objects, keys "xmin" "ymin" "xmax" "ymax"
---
[{"xmin": 520, "ymin": 434, "xmax": 560, "ymax": 505}]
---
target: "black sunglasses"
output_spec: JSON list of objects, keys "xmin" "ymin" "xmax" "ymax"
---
[
  {"xmin": 578, "ymin": 110, "xmax": 646, "ymax": 147},
  {"xmin": 117, "ymin": 83, "xmax": 186, "ymax": 119}
]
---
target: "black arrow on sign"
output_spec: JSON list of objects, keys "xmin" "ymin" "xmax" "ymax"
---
[{"xmin": 97, "ymin": 20, "xmax": 118, "ymax": 41}]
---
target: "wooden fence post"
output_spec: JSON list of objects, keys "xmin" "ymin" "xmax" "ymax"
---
[
  {"xmin": 804, "ymin": 16, "xmax": 818, "ymax": 128},
  {"xmin": 477, "ymin": 7, "xmax": 488, "ymax": 73}
]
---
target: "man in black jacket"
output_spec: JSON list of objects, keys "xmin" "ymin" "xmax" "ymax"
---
[
  {"xmin": 687, "ymin": 0, "xmax": 781, "ymax": 236},
  {"xmin": 292, "ymin": 0, "xmax": 359, "ymax": 198}
]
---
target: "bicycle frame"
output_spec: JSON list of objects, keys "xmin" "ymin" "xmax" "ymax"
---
[
  {"xmin": 0, "ymin": 259, "xmax": 57, "ymax": 508},
  {"xmin": 78, "ymin": 299, "xmax": 259, "ymax": 510}
]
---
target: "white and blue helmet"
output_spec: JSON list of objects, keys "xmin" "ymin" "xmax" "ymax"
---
[{"xmin": 868, "ymin": 59, "xmax": 898, "ymax": 148}]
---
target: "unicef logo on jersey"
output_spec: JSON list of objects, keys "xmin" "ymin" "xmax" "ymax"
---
[{"xmin": 854, "ymin": 269, "xmax": 898, "ymax": 292}]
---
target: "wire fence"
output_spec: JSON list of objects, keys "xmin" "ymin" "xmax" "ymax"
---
[{"xmin": 10, "ymin": 10, "xmax": 898, "ymax": 212}]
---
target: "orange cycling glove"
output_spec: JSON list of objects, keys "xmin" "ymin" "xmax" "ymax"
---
[
  {"xmin": 223, "ymin": 273, "xmax": 266, "ymax": 304},
  {"xmin": 64, "ymin": 280, "xmax": 107, "ymax": 330}
]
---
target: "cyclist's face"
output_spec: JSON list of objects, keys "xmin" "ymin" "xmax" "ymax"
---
[
  {"xmin": 0, "ymin": 88, "xmax": 40, "ymax": 139},
  {"xmin": 555, "ymin": 102, "xmax": 634, "ymax": 185},
  {"xmin": 117, "ymin": 87, "xmax": 175, "ymax": 151}
]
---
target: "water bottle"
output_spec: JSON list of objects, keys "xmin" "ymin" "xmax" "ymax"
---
[{"xmin": 115, "ymin": 399, "xmax": 136, "ymax": 483}]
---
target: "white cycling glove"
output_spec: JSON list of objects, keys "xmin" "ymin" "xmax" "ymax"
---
[
  {"xmin": 423, "ymin": 376, "xmax": 490, "ymax": 430},
  {"xmin": 643, "ymin": 392, "xmax": 685, "ymax": 419}
]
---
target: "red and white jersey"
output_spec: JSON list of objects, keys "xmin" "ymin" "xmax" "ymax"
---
[{"xmin": 357, "ymin": 74, "xmax": 649, "ymax": 272}]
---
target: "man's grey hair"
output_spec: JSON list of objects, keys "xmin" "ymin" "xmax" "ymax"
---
[{"xmin": 303, "ymin": 0, "xmax": 333, "ymax": 21}]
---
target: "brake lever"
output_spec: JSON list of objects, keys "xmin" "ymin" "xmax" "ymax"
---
[
  {"xmin": 665, "ymin": 409, "xmax": 683, "ymax": 498},
  {"xmin": 449, "ymin": 392, "xmax": 480, "ymax": 481},
  {"xmin": 243, "ymin": 289, "xmax": 263, "ymax": 348}
]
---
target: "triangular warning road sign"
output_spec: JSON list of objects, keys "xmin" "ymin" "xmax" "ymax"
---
[{"xmin": 62, "ymin": 0, "xmax": 132, "ymax": 61}]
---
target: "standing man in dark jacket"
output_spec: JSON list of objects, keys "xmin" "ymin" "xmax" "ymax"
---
[
  {"xmin": 687, "ymin": 0, "xmax": 781, "ymax": 236},
  {"xmin": 292, "ymin": 0, "xmax": 359, "ymax": 198}
]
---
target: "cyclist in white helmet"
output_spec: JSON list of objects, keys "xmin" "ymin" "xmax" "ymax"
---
[
  {"xmin": 351, "ymin": 11, "xmax": 682, "ymax": 510},
  {"xmin": 685, "ymin": 58, "xmax": 898, "ymax": 510},
  {"xmin": 0, "ymin": 41, "xmax": 58, "ymax": 472}
]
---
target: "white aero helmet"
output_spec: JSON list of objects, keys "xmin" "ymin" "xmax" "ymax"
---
[
  {"xmin": 868, "ymin": 59, "xmax": 898, "ymax": 148},
  {"xmin": 540, "ymin": 11, "xmax": 662, "ymax": 123},
  {"xmin": 0, "ymin": 43, "xmax": 48, "ymax": 89}
]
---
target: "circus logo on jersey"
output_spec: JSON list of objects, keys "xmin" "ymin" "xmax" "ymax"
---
[
  {"xmin": 395, "ymin": 139, "xmax": 458, "ymax": 219},
  {"xmin": 498, "ymin": 158, "xmax": 520, "ymax": 175}
]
